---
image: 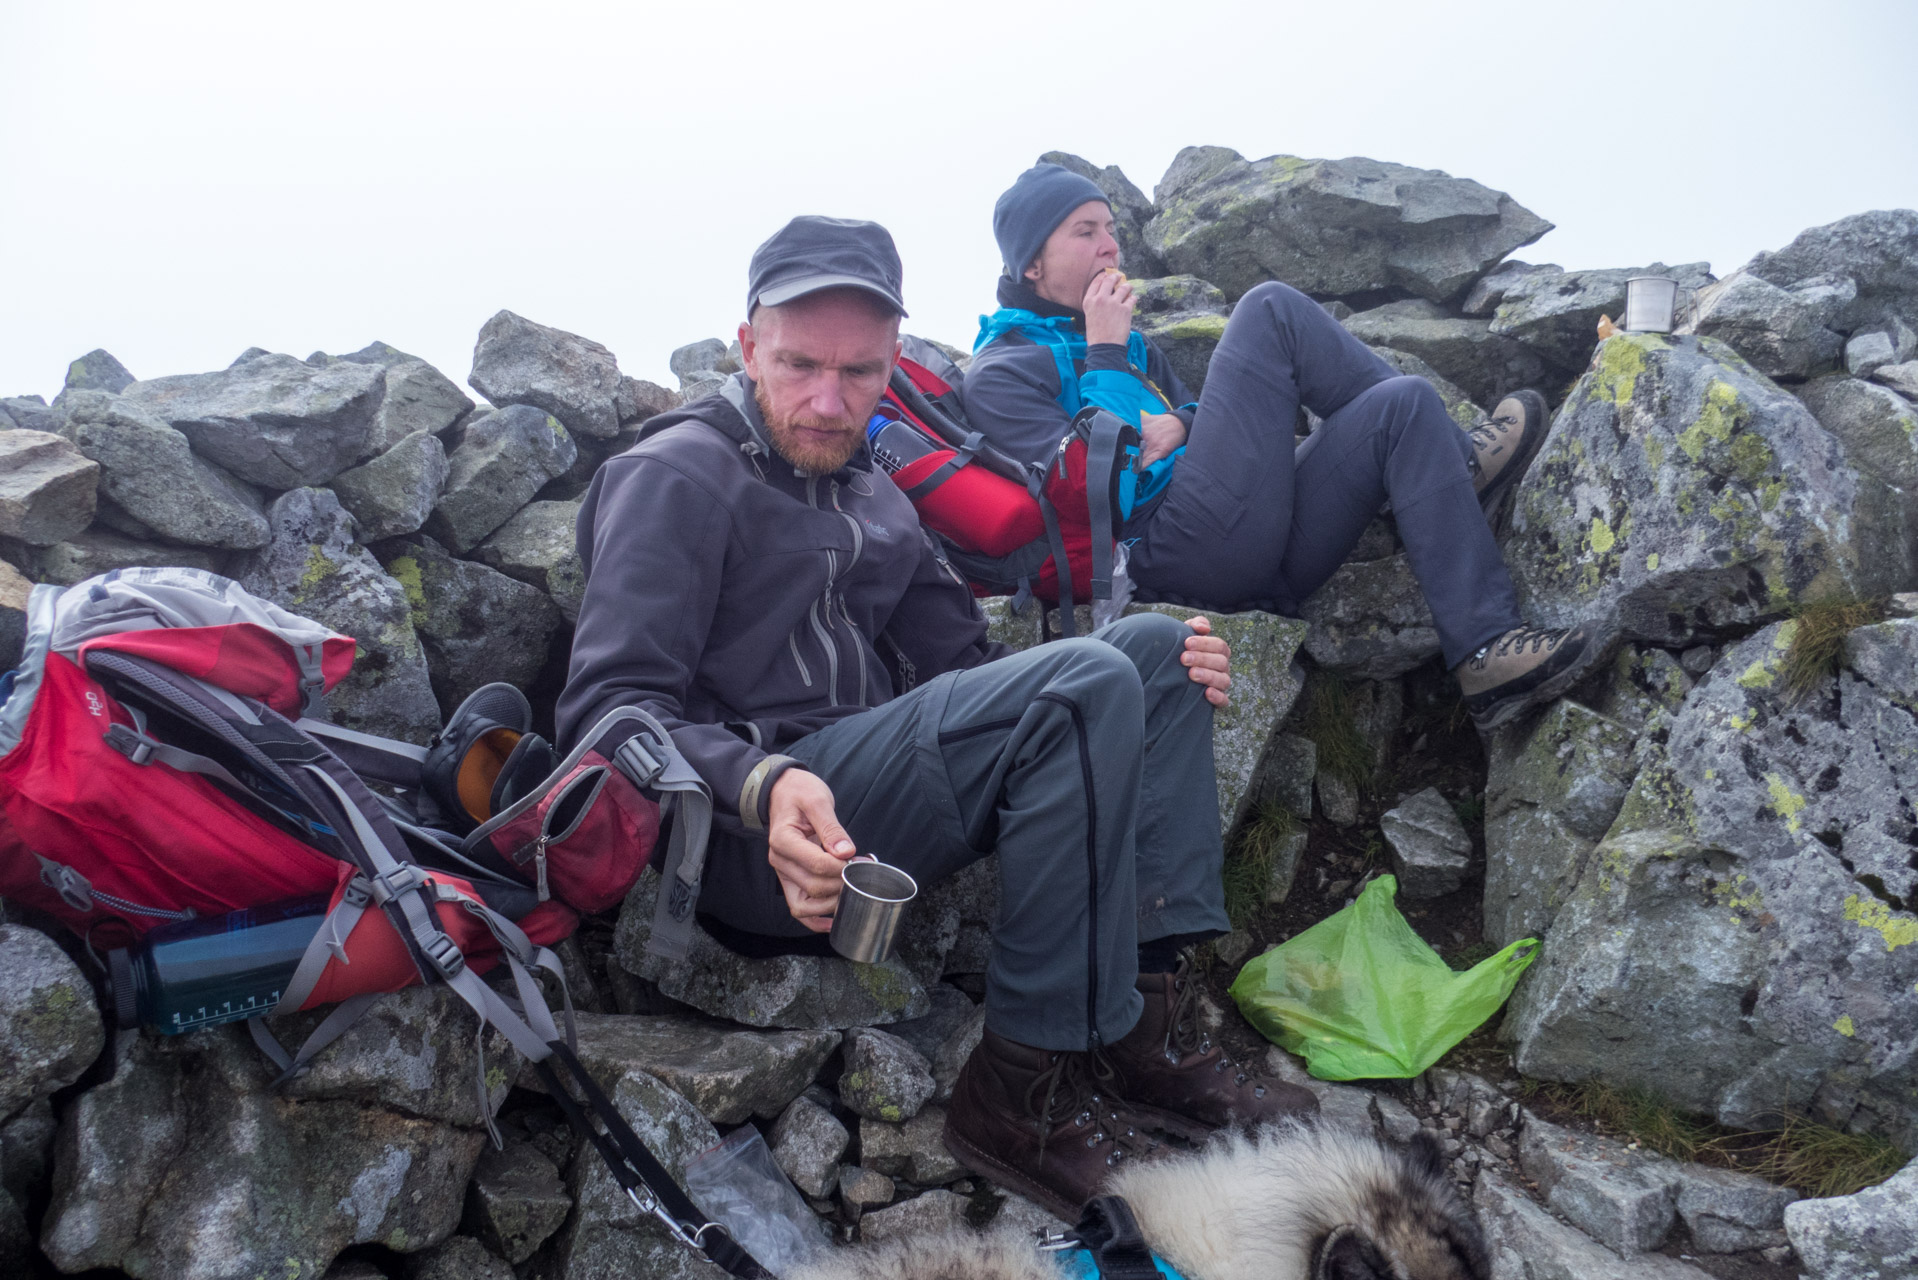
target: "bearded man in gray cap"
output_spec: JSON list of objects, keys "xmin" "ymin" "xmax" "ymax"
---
[
  {"xmin": 558, "ymin": 215, "xmax": 1316, "ymax": 1221},
  {"xmin": 965, "ymin": 162, "xmax": 1611, "ymax": 730}
]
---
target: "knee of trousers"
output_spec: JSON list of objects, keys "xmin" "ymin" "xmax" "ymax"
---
[
  {"xmin": 1375, "ymin": 373, "xmax": 1452, "ymax": 423},
  {"xmin": 1238, "ymin": 279, "xmax": 1317, "ymax": 318},
  {"xmin": 1097, "ymin": 610, "xmax": 1190, "ymax": 676},
  {"xmin": 1038, "ymin": 637, "xmax": 1147, "ymax": 725}
]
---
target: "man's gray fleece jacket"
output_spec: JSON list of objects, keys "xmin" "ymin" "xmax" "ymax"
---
[{"xmin": 556, "ymin": 373, "xmax": 1010, "ymax": 832}]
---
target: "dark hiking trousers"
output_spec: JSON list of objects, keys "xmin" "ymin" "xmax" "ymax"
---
[
  {"xmin": 1127, "ymin": 281, "xmax": 1523, "ymax": 668},
  {"xmin": 691, "ymin": 612, "xmax": 1227, "ymax": 1052}
]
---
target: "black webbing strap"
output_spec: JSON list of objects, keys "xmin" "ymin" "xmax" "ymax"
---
[
  {"xmin": 1039, "ymin": 490, "xmax": 1076, "ymax": 640},
  {"xmin": 1081, "ymin": 409, "xmax": 1127, "ymax": 603},
  {"xmin": 1071, "ymin": 1195, "xmax": 1162, "ymax": 1280},
  {"xmin": 887, "ymin": 369, "xmax": 1029, "ymax": 483},
  {"xmin": 533, "ymin": 1040, "xmax": 773, "ymax": 1279}
]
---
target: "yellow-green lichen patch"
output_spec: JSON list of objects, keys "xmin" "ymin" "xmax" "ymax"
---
[
  {"xmin": 1647, "ymin": 553, "xmax": 1661, "ymax": 571},
  {"xmin": 1843, "ymin": 894, "xmax": 1918, "ymax": 951},
  {"xmin": 1588, "ymin": 516, "xmax": 1616, "ymax": 554},
  {"xmin": 295, "ymin": 545, "xmax": 337, "ymax": 601},
  {"xmin": 1678, "ymin": 379, "xmax": 1750, "ymax": 464},
  {"xmin": 1592, "ymin": 334, "xmax": 1657, "ymax": 406},
  {"xmin": 1710, "ymin": 873, "xmax": 1764, "ymax": 923},
  {"xmin": 386, "ymin": 556, "xmax": 427, "ymax": 628},
  {"xmin": 1764, "ymin": 774, "xmax": 1806, "ymax": 832},
  {"xmin": 1160, "ymin": 314, "xmax": 1228, "ymax": 342},
  {"xmin": 852, "ymin": 962, "xmax": 915, "ymax": 1013},
  {"xmin": 1833, "ymin": 1014, "xmax": 1856, "ymax": 1037},
  {"xmin": 1736, "ymin": 658, "xmax": 1776, "ymax": 690},
  {"xmin": 1644, "ymin": 434, "xmax": 1666, "ymax": 473}
]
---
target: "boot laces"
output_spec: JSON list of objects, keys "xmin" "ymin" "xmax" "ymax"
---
[
  {"xmin": 1162, "ymin": 960, "xmax": 1250, "ymax": 1088},
  {"xmin": 1027, "ymin": 1049, "xmax": 1150, "ymax": 1164},
  {"xmin": 1469, "ymin": 623, "xmax": 1571, "ymax": 669}
]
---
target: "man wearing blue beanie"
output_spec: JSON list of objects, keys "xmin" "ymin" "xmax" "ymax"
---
[{"xmin": 965, "ymin": 161, "xmax": 1608, "ymax": 730}]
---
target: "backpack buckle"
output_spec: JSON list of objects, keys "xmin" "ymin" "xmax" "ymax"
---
[
  {"xmin": 419, "ymin": 931, "xmax": 466, "ymax": 979},
  {"xmin": 103, "ymin": 723, "xmax": 155, "ymax": 766},
  {"xmin": 614, "ymin": 730, "xmax": 668, "ymax": 788},
  {"xmin": 369, "ymin": 864, "xmax": 427, "ymax": 904}
]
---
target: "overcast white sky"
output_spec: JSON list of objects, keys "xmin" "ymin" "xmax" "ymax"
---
[{"xmin": 3, "ymin": 0, "xmax": 1915, "ymax": 401}]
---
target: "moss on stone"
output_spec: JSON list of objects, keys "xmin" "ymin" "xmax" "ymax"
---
[{"xmin": 851, "ymin": 962, "xmax": 914, "ymax": 1014}]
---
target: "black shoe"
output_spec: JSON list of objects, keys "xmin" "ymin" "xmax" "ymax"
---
[
  {"xmin": 1456, "ymin": 622, "xmax": 1608, "ymax": 730},
  {"xmin": 1470, "ymin": 390, "xmax": 1548, "ymax": 533},
  {"xmin": 421, "ymin": 683, "xmax": 531, "ymax": 833}
]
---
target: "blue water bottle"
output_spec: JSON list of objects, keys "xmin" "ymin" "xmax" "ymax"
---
[{"xmin": 108, "ymin": 896, "xmax": 330, "ymax": 1035}]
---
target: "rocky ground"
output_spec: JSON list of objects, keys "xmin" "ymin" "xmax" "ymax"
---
[{"xmin": 3, "ymin": 145, "xmax": 1917, "ymax": 1279}]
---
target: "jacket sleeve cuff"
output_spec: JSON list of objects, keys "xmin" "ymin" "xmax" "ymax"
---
[
  {"xmin": 739, "ymin": 755, "xmax": 804, "ymax": 831},
  {"xmin": 1083, "ymin": 343, "xmax": 1131, "ymax": 372},
  {"xmin": 1173, "ymin": 406, "xmax": 1196, "ymax": 430}
]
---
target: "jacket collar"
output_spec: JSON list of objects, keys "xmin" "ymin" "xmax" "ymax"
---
[
  {"xmin": 996, "ymin": 273, "xmax": 1085, "ymax": 325},
  {"xmin": 641, "ymin": 373, "xmax": 874, "ymax": 481}
]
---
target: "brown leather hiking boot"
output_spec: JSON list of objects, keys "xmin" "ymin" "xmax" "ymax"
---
[
  {"xmin": 942, "ymin": 1028, "xmax": 1158, "ymax": 1221},
  {"xmin": 1103, "ymin": 958, "xmax": 1319, "ymax": 1143},
  {"xmin": 1469, "ymin": 389, "xmax": 1548, "ymax": 532},
  {"xmin": 1456, "ymin": 621, "xmax": 1603, "ymax": 730}
]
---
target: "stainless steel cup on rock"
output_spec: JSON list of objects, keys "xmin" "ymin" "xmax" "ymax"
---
[
  {"xmin": 829, "ymin": 856, "xmax": 917, "ymax": 964},
  {"xmin": 1624, "ymin": 276, "xmax": 1694, "ymax": 333}
]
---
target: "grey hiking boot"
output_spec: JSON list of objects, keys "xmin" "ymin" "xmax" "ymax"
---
[
  {"xmin": 1469, "ymin": 390, "xmax": 1548, "ymax": 531},
  {"xmin": 1456, "ymin": 622, "xmax": 1600, "ymax": 729}
]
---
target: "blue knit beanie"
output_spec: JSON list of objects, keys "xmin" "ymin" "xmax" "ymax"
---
[{"xmin": 992, "ymin": 163, "xmax": 1111, "ymax": 280}]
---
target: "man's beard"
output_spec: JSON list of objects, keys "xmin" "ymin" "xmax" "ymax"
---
[{"xmin": 755, "ymin": 383, "xmax": 864, "ymax": 476}]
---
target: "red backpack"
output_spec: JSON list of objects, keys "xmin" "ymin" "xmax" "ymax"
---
[
  {"xmin": 0, "ymin": 567, "xmax": 774, "ymax": 1277},
  {"xmin": 870, "ymin": 340, "xmax": 1138, "ymax": 637}
]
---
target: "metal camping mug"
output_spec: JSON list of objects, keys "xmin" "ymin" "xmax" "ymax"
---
[
  {"xmin": 1623, "ymin": 276, "xmax": 1696, "ymax": 334},
  {"xmin": 829, "ymin": 855, "xmax": 917, "ymax": 964}
]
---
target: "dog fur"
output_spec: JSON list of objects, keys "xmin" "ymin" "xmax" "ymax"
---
[{"xmin": 788, "ymin": 1119, "xmax": 1490, "ymax": 1280}]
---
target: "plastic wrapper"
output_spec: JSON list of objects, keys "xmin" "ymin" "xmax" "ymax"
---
[
  {"xmin": 682, "ymin": 1126, "xmax": 826, "ymax": 1273},
  {"xmin": 1228, "ymin": 874, "xmax": 1537, "ymax": 1080}
]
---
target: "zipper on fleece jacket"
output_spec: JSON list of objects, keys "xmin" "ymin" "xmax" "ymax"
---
[{"xmin": 829, "ymin": 480, "xmax": 870, "ymax": 708}]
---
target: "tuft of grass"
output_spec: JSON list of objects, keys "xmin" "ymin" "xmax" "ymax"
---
[
  {"xmin": 1520, "ymin": 1077, "xmax": 1908, "ymax": 1198},
  {"xmin": 1782, "ymin": 597, "xmax": 1887, "ymax": 705},
  {"xmin": 1222, "ymin": 803, "xmax": 1299, "ymax": 930},
  {"xmin": 1296, "ymin": 673, "xmax": 1375, "ymax": 792}
]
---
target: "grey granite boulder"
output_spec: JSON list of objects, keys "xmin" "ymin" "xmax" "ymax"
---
[
  {"xmin": 838, "ymin": 1163, "xmax": 894, "ymax": 1208},
  {"xmin": 857, "ymin": 1188, "xmax": 969, "ymax": 1241},
  {"xmin": 376, "ymin": 534, "xmax": 560, "ymax": 716},
  {"xmin": 405, "ymin": 1235, "xmax": 515, "ymax": 1280},
  {"xmin": 1508, "ymin": 619, "xmax": 1918, "ymax": 1150},
  {"xmin": 538, "ymin": 1069, "xmax": 727, "ymax": 1279},
  {"xmin": 1746, "ymin": 208, "xmax": 1918, "ymax": 333},
  {"xmin": 1874, "ymin": 360, "xmax": 1918, "ymax": 400},
  {"xmin": 62, "ymin": 348, "xmax": 136, "ymax": 395},
  {"xmin": 517, "ymin": 1012, "xmax": 838, "ymax": 1126},
  {"xmin": 1479, "ymin": 261, "xmax": 1714, "ymax": 373},
  {"xmin": 858, "ymin": 1107, "xmax": 964, "ymax": 1186},
  {"xmin": 1369, "ymin": 346, "xmax": 1487, "ymax": 432},
  {"xmin": 0, "ymin": 924, "xmax": 105, "ymax": 1120},
  {"xmin": 425, "ymin": 405, "xmax": 577, "ymax": 553},
  {"xmin": 1379, "ymin": 787, "xmax": 1472, "ymax": 898},
  {"xmin": 1344, "ymin": 299, "xmax": 1552, "ymax": 409},
  {"xmin": 1517, "ymin": 1111, "xmax": 1677, "ymax": 1255},
  {"xmin": 0, "ymin": 562, "xmax": 27, "ymax": 669},
  {"xmin": 472, "ymin": 498, "xmax": 586, "ymax": 623},
  {"xmin": 329, "ymin": 344, "xmax": 474, "ymax": 455},
  {"xmin": 670, "ymin": 338, "xmax": 734, "ymax": 383},
  {"xmin": 1146, "ymin": 147, "xmax": 1552, "ymax": 305},
  {"xmin": 471, "ymin": 309, "xmax": 622, "ymax": 440},
  {"xmin": 1300, "ymin": 553, "xmax": 1441, "ymax": 679},
  {"xmin": 1671, "ymin": 1162, "xmax": 1797, "ymax": 1253},
  {"xmin": 615, "ymin": 870, "xmax": 930, "ymax": 1029},
  {"xmin": 769, "ymin": 1095, "xmax": 849, "ymax": 1198},
  {"xmin": 0, "ymin": 396, "xmax": 59, "ymax": 434},
  {"xmin": 121, "ymin": 353, "xmax": 386, "ymax": 488},
  {"xmin": 1506, "ymin": 333, "xmax": 1913, "ymax": 648},
  {"xmin": 1846, "ymin": 331, "xmax": 1899, "ymax": 380},
  {"xmin": 233, "ymin": 487, "xmax": 440, "ymax": 741},
  {"xmin": 41, "ymin": 1028, "xmax": 486, "ymax": 1280},
  {"xmin": 328, "ymin": 429, "xmax": 448, "ymax": 541},
  {"xmin": 0, "ymin": 429, "xmax": 97, "ymax": 546},
  {"xmin": 18, "ymin": 530, "xmax": 228, "ymax": 585},
  {"xmin": 1132, "ymin": 275, "xmax": 1229, "ymax": 394},
  {"xmin": 837, "ymin": 1028, "xmax": 935, "ymax": 1124},
  {"xmin": 1474, "ymin": 1165, "xmax": 1714, "ymax": 1280},
  {"xmin": 1040, "ymin": 150, "xmax": 1166, "ymax": 277},
  {"xmin": 63, "ymin": 391, "xmax": 269, "ymax": 548},
  {"xmin": 1681, "ymin": 268, "xmax": 1849, "ymax": 381},
  {"xmin": 1797, "ymin": 375, "xmax": 1918, "ymax": 501},
  {"xmin": 463, "ymin": 1139, "xmax": 571, "ymax": 1263},
  {"xmin": 1573, "ymin": 643, "xmax": 1694, "ymax": 734},
  {"xmin": 617, "ymin": 374, "xmax": 678, "ymax": 425},
  {"xmin": 1785, "ymin": 1156, "xmax": 1916, "ymax": 1280},
  {"xmin": 1482, "ymin": 699, "xmax": 1639, "ymax": 944},
  {"xmin": 883, "ymin": 984, "xmax": 984, "ymax": 1103}
]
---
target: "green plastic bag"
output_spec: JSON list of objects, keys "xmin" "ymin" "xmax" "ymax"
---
[{"xmin": 1228, "ymin": 874, "xmax": 1537, "ymax": 1080}]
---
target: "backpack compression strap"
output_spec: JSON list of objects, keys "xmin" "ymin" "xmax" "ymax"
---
[{"xmin": 608, "ymin": 709, "xmax": 714, "ymax": 962}]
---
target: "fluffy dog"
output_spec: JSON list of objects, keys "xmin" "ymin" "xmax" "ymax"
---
[{"xmin": 789, "ymin": 1120, "xmax": 1489, "ymax": 1280}]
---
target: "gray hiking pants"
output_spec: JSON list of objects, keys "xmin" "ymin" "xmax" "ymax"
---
[
  {"xmin": 1128, "ymin": 281, "xmax": 1523, "ymax": 668},
  {"xmin": 693, "ymin": 612, "xmax": 1227, "ymax": 1051}
]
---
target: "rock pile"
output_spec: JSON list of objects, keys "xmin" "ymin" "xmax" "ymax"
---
[{"xmin": 3, "ymin": 146, "xmax": 1916, "ymax": 1279}]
